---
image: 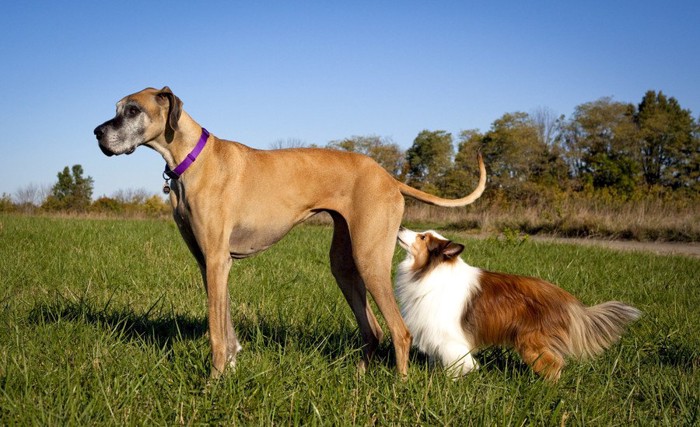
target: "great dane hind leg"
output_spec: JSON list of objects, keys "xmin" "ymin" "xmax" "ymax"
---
[
  {"xmin": 358, "ymin": 261, "xmax": 411, "ymax": 376},
  {"xmin": 204, "ymin": 254, "xmax": 239, "ymax": 378},
  {"xmin": 350, "ymin": 219, "xmax": 412, "ymax": 376},
  {"xmin": 329, "ymin": 212, "xmax": 384, "ymax": 372}
]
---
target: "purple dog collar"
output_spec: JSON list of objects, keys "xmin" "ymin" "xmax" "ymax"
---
[{"xmin": 164, "ymin": 127, "xmax": 209, "ymax": 180}]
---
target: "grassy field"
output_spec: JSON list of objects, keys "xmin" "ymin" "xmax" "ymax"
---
[{"xmin": 1, "ymin": 214, "xmax": 698, "ymax": 425}]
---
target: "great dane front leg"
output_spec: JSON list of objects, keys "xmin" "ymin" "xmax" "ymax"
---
[
  {"xmin": 201, "ymin": 262, "xmax": 241, "ymax": 373},
  {"xmin": 226, "ymin": 292, "xmax": 242, "ymax": 368},
  {"xmin": 205, "ymin": 255, "xmax": 238, "ymax": 377}
]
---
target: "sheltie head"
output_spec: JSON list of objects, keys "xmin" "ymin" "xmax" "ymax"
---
[{"xmin": 397, "ymin": 227, "xmax": 465, "ymax": 275}]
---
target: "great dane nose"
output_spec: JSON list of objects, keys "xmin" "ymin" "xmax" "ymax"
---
[{"xmin": 93, "ymin": 126, "xmax": 104, "ymax": 140}]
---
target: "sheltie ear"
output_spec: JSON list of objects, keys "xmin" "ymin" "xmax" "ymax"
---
[{"xmin": 442, "ymin": 242, "xmax": 464, "ymax": 259}]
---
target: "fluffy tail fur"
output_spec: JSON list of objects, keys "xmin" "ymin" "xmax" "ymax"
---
[{"xmin": 566, "ymin": 301, "xmax": 641, "ymax": 359}]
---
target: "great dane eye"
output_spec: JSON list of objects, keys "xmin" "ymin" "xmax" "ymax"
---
[{"xmin": 126, "ymin": 106, "xmax": 140, "ymax": 117}]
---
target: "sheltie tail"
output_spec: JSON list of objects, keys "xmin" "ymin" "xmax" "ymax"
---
[{"xmin": 566, "ymin": 301, "xmax": 641, "ymax": 359}]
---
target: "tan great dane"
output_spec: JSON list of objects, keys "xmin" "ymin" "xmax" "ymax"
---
[{"xmin": 94, "ymin": 86, "xmax": 486, "ymax": 377}]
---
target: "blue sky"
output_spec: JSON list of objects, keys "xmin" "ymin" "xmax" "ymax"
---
[{"xmin": 1, "ymin": 1, "xmax": 698, "ymax": 199}]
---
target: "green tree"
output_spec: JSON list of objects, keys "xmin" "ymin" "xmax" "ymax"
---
[
  {"xmin": 530, "ymin": 107, "xmax": 570, "ymax": 187},
  {"xmin": 441, "ymin": 130, "xmax": 483, "ymax": 198},
  {"xmin": 692, "ymin": 117, "xmax": 700, "ymax": 191},
  {"xmin": 43, "ymin": 165, "xmax": 94, "ymax": 211},
  {"xmin": 454, "ymin": 130, "xmax": 483, "ymax": 170},
  {"xmin": 0, "ymin": 193, "xmax": 15, "ymax": 213},
  {"xmin": 327, "ymin": 135, "xmax": 404, "ymax": 178},
  {"xmin": 635, "ymin": 90, "xmax": 697, "ymax": 189},
  {"xmin": 478, "ymin": 112, "xmax": 549, "ymax": 191},
  {"xmin": 404, "ymin": 130, "xmax": 454, "ymax": 194},
  {"xmin": 562, "ymin": 98, "xmax": 640, "ymax": 193}
]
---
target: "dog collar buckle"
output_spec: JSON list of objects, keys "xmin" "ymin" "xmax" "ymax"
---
[{"xmin": 163, "ymin": 165, "xmax": 179, "ymax": 181}]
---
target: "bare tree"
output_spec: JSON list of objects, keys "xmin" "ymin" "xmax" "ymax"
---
[
  {"xmin": 15, "ymin": 183, "xmax": 50, "ymax": 207},
  {"xmin": 531, "ymin": 106, "xmax": 563, "ymax": 147},
  {"xmin": 269, "ymin": 138, "xmax": 308, "ymax": 149},
  {"xmin": 113, "ymin": 188, "xmax": 151, "ymax": 204}
]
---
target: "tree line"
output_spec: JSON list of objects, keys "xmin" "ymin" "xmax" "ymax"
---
[
  {"xmin": 2, "ymin": 89, "xmax": 697, "ymax": 216},
  {"xmin": 330, "ymin": 90, "xmax": 698, "ymax": 202},
  {"xmin": 2, "ymin": 165, "xmax": 170, "ymax": 216}
]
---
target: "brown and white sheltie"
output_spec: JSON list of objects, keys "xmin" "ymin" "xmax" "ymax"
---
[{"xmin": 394, "ymin": 228, "xmax": 641, "ymax": 381}]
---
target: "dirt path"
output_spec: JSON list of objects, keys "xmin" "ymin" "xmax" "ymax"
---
[
  {"xmin": 458, "ymin": 231, "xmax": 700, "ymax": 258},
  {"xmin": 529, "ymin": 236, "xmax": 700, "ymax": 258}
]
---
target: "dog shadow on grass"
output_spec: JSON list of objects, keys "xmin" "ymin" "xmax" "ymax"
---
[
  {"xmin": 27, "ymin": 296, "xmax": 208, "ymax": 350},
  {"xmin": 27, "ymin": 295, "xmax": 374, "ymax": 367},
  {"xmin": 406, "ymin": 348, "xmax": 535, "ymax": 379}
]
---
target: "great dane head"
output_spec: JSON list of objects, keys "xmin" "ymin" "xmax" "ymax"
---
[{"xmin": 93, "ymin": 86, "xmax": 182, "ymax": 156}]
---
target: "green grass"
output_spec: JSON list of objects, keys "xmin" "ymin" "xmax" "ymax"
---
[{"xmin": 1, "ymin": 214, "xmax": 698, "ymax": 425}]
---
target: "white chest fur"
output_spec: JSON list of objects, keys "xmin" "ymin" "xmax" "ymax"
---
[{"xmin": 395, "ymin": 259, "xmax": 481, "ymax": 356}]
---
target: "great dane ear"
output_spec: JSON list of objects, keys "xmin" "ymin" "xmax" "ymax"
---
[{"xmin": 156, "ymin": 86, "xmax": 182, "ymax": 133}]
